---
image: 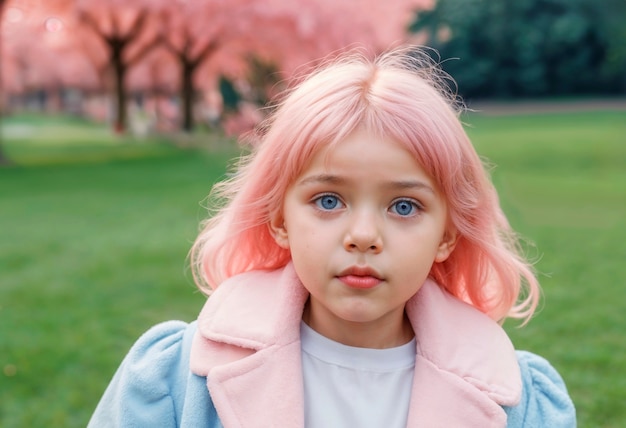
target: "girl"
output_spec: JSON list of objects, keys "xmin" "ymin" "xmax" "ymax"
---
[{"xmin": 89, "ymin": 46, "xmax": 576, "ymax": 427}]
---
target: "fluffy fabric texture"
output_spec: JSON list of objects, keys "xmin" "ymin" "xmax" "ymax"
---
[
  {"xmin": 188, "ymin": 263, "xmax": 526, "ymax": 427},
  {"xmin": 88, "ymin": 321, "xmax": 222, "ymax": 427},
  {"xmin": 88, "ymin": 263, "xmax": 576, "ymax": 427},
  {"xmin": 504, "ymin": 351, "xmax": 577, "ymax": 426}
]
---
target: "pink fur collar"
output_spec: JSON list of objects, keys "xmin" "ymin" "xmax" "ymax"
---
[{"xmin": 190, "ymin": 263, "xmax": 521, "ymax": 427}]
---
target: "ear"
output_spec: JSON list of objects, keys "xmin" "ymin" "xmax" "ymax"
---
[
  {"xmin": 269, "ymin": 210, "xmax": 290, "ymax": 249},
  {"xmin": 435, "ymin": 227, "xmax": 458, "ymax": 263}
]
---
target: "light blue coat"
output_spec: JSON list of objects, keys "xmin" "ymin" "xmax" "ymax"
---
[{"xmin": 89, "ymin": 266, "xmax": 576, "ymax": 427}]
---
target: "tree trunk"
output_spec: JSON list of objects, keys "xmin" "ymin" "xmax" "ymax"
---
[
  {"xmin": 112, "ymin": 44, "xmax": 127, "ymax": 133},
  {"xmin": 180, "ymin": 61, "xmax": 195, "ymax": 132}
]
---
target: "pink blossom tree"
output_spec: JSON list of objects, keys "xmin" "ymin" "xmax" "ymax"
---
[
  {"xmin": 1, "ymin": 0, "xmax": 77, "ymax": 162},
  {"xmin": 2, "ymin": 1, "xmax": 101, "ymax": 111},
  {"xmin": 75, "ymin": 0, "xmax": 161, "ymax": 132},
  {"xmin": 156, "ymin": 0, "xmax": 432, "ymax": 132},
  {"xmin": 0, "ymin": 0, "xmax": 8, "ymax": 164},
  {"xmin": 2, "ymin": 0, "xmax": 433, "ymax": 137}
]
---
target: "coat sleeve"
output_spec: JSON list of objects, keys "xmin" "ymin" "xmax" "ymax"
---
[
  {"xmin": 505, "ymin": 350, "xmax": 576, "ymax": 427},
  {"xmin": 87, "ymin": 321, "xmax": 197, "ymax": 427}
]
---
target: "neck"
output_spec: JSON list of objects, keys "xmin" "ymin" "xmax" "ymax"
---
[{"xmin": 302, "ymin": 301, "xmax": 414, "ymax": 349}]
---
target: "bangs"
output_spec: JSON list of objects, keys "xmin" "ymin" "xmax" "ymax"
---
[{"xmin": 260, "ymin": 53, "xmax": 463, "ymax": 192}]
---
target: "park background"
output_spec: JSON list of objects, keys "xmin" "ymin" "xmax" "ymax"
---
[{"xmin": 1, "ymin": 0, "xmax": 625, "ymax": 426}]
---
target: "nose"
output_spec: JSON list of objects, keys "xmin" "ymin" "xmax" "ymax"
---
[{"xmin": 343, "ymin": 209, "xmax": 383, "ymax": 254}]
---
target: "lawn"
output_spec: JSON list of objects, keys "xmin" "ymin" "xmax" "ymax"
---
[
  {"xmin": 1, "ymin": 113, "xmax": 184, "ymax": 166},
  {"xmin": 466, "ymin": 110, "xmax": 626, "ymax": 427},
  {"xmin": 1, "ymin": 109, "xmax": 625, "ymax": 427}
]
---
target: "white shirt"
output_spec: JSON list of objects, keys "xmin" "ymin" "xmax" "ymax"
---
[{"xmin": 300, "ymin": 322, "xmax": 416, "ymax": 428}]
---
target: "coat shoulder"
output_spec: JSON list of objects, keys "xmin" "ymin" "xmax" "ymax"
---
[
  {"xmin": 505, "ymin": 351, "xmax": 576, "ymax": 427},
  {"xmin": 88, "ymin": 321, "xmax": 213, "ymax": 427}
]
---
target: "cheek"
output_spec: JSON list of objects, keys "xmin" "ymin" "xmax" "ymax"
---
[
  {"xmin": 393, "ymin": 233, "xmax": 441, "ymax": 270},
  {"xmin": 288, "ymin": 232, "xmax": 318, "ymax": 261},
  {"xmin": 290, "ymin": 248, "xmax": 326, "ymax": 293},
  {"xmin": 287, "ymin": 228, "xmax": 331, "ymax": 274}
]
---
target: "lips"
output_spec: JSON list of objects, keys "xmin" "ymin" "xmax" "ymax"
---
[{"xmin": 337, "ymin": 266, "xmax": 383, "ymax": 289}]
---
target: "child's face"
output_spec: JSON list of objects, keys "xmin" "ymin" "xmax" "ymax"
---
[{"xmin": 271, "ymin": 129, "xmax": 457, "ymax": 347}]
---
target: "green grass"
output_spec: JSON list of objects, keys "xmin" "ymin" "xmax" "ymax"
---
[
  {"xmin": 465, "ymin": 110, "xmax": 626, "ymax": 427},
  {"xmin": 1, "ymin": 110, "xmax": 625, "ymax": 426},
  {"xmin": 1, "ymin": 113, "xmax": 186, "ymax": 165},
  {"xmin": 0, "ymin": 114, "xmax": 240, "ymax": 426}
]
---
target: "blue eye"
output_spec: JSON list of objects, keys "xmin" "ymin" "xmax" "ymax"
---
[
  {"xmin": 315, "ymin": 194, "xmax": 342, "ymax": 210},
  {"xmin": 391, "ymin": 199, "xmax": 417, "ymax": 216}
]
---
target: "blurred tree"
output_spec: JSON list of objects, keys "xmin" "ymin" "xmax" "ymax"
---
[
  {"xmin": 153, "ymin": 0, "xmax": 431, "ymax": 132},
  {"xmin": 0, "ymin": 0, "xmax": 69, "ymax": 164},
  {"xmin": 2, "ymin": 0, "xmax": 431, "ymax": 135},
  {"xmin": 594, "ymin": 0, "xmax": 626, "ymax": 92},
  {"xmin": 3, "ymin": 1, "xmax": 102, "ymax": 111},
  {"xmin": 0, "ymin": 0, "xmax": 7, "ymax": 164},
  {"xmin": 156, "ymin": 0, "xmax": 222, "ymax": 133},
  {"xmin": 76, "ymin": 0, "xmax": 161, "ymax": 133},
  {"xmin": 412, "ymin": 0, "xmax": 626, "ymax": 98}
]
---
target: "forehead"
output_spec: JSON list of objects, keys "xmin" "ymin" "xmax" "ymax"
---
[{"xmin": 295, "ymin": 129, "xmax": 436, "ymax": 190}]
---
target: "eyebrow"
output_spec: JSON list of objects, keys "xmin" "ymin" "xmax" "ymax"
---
[
  {"xmin": 385, "ymin": 180, "xmax": 435, "ymax": 194},
  {"xmin": 297, "ymin": 174, "xmax": 435, "ymax": 194},
  {"xmin": 297, "ymin": 174, "xmax": 346, "ymax": 186}
]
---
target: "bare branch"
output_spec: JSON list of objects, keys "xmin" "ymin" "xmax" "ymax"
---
[
  {"xmin": 126, "ymin": 10, "xmax": 149, "ymax": 42},
  {"xmin": 127, "ymin": 35, "xmax": 162, "ymax": 67},
  {"xmin": 79, "ymin": 9, "xmax": 110, "ymax": 43},
  {"xmin": 191, "ymin": 38, "xmax": 220, "ymax": 68}
]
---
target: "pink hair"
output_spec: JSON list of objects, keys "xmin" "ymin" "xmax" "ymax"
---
[{"xmin": 190, "ymin": 46, "xmax": 540, "ymax": 323}]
